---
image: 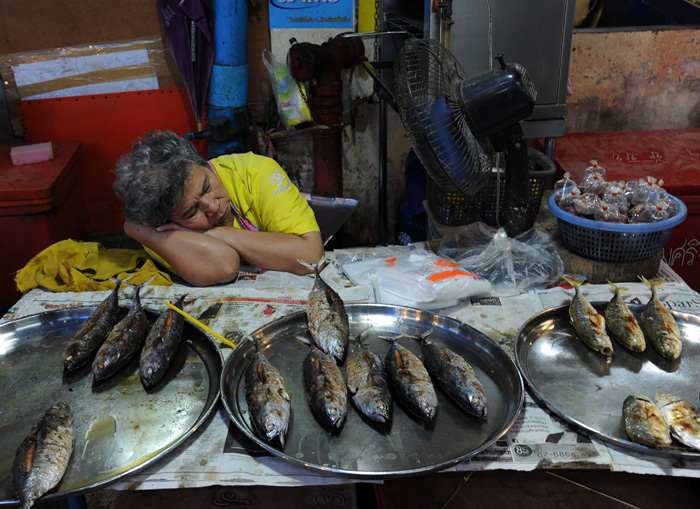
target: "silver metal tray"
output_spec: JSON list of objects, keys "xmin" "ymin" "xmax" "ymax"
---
[
  {"xmin": 0, "ymin": 307, "xmax": 222, "ymax": 505},
  {"xmin": 221, "ymin": 304, "xmax": 523, "ymax": 478},
  {"xmin": 515, "ymin": 303, "xmax": 700, "ymax": 459}
]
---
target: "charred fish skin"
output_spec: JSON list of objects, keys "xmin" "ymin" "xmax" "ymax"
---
[
  {"xmin": 605, "ymin": 281, "xmax": 646, "ymax": 353},
  {"xmin": 92, "ymin": 282, "xmax": 151, "ymax": 381},
  {"xmin": 298, "ymin": 257, "xmax": 349, "ymax": 364},
  {"xmin": 346, "ymin": 330, "xmax": 392, "ymax": 424},
  {"xmin": 655, "ymin": 393, "xmax": 700, "ymax": 451},
  {"xmin": 640, "ymin": 276, "xmax": 682, "ymax": 360},
  {"xmin": 419, "ymin": 333, "xmax": 487, "ymax": 420},
  {"xmin": 139, "ymin": 294, "xmax": 187, "ymax": 390},
  {"xmin": 562, "ymin": 275, "xmax": 614, "ymax": 359},
  {"xmin": 384, "ymin": 339, "xmax": 438, "ymax": 421},
  {"xmin": 245, "ymin": 339, "xmax": 291, "ymax": 448},
  {"xmin": 622, "ymin": 394, "xmax": 672, "ymax": 449},
  {"xmin": 303, "ymin": 346, "xmax": 348, "ymax": 432},
  {"xmin": 12, "ymin": 402, "xmax": 74, "ymax": 509},
  {"xmin": 62, "ymin": 280, "xmax": 123, "ymax": 372}
]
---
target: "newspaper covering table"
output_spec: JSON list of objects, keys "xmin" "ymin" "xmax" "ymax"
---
[{"xmin": 3, "ymin": 260, "xmax": 700, "ymax": 489}]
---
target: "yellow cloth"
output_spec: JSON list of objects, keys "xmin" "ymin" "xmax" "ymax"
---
[{"xmin": 15, "ymin": 239, "xmax": 173, "ymax": 293}]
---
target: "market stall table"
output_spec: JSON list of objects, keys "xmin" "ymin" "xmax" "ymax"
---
[{"xmin": 2, "ymin": 256, "xmax": 700, "ymax": 507}]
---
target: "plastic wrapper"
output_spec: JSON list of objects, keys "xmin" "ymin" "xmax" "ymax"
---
[
  {"xmin": 573, "ymin": 193, "xmax": 601, "ymax": 217},
  {"xmin": 628, "ymin": 203, "xmax": 669, "ymax": 223},
  {"xmin": 553, "ymin": 172, "xmax": 579, "ymax": 205},
  {"xmin": 262, "ymin": 49, "xmax": 312, "ymax": 129},
  {"xmin": 436, "ymin": 223, "xmax": 564, "ymax": 295},
  {"xmin": 558, "ymin": 188, "xmax": 581, "ymax": 213},
  {"xmin": 602, "ymin": 185, "xmax": 629, "ymax": 214},
  {"xmin": 631, "ymin": 176, "xmax": 665, "ymax": 205},
  {"xmin": 579, "ymin": 160, "xmax": 607, "ymax": 195},
  {"xmin": 594, "ymin": 203, "xmax": 626, "ymax": 223},
  {"xmin": 660, "ymin": 196, "xmax": 681, "ymax": 217},
  {"xmin": 341, "ymin": 249, "xmax": 492, "ymax": 309}
]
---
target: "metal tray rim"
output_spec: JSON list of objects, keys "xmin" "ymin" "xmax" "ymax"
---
[
  {"xmin": 0, "ymin": 306, "xmax": 224, "ymax": 505},
  {"xmin": 221, "ymin": 303, "xmax": 524, "ymax": 478},
  {"xmin": 514, "ymin": 303, "xmax": 700, "ymax": 460}
]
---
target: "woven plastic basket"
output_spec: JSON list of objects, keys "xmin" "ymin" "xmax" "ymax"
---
[
  {"xmin": 426, "ymin": 148, "xmax": 555, "ymax": 228},
  {"xmin": 548, "ymin": 194, "xmax": 688, "ymax": 262}
]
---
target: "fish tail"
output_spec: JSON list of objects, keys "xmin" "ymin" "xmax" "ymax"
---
[
  {"xmin": 560, "ymin": 274, "xmax": 582, "ymax": 291},
  {"xmin": 639, "ymin": 275, "xmax": 664, "ymax": 295},
  {"xmin": 124, "ymin": 275, "xmax": 156, "ymax": 309},
  {"xmin": 354, "ymin": 326, "xmax": 373, "ymax": 346},
  {"xmin": 297, "ymin": 255, "xmax": 326, "ymax": 274},
  {"xmin": 607, "ymin": 280, "xmax": 629, "ymax": 294}
]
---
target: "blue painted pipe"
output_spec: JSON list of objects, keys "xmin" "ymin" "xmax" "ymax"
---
[{"xmin": 208, "ymin": 0, "xmax": 249, "ymax": 156}]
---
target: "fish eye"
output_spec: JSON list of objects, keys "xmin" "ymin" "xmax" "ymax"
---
[{"xmin": 266, "ymin": 424, "xmax": 274, "ymax": 430}]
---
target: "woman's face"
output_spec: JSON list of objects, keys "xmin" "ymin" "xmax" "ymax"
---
[{"xmin": 169, "ymin": 164, "xmax": 232, "ymax": 230}]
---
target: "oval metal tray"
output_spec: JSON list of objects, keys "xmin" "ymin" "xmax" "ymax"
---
[
  {"xmin": 515, "ymin": 303, "xmax": 700, "ymax": 459},
  {"xmin": 0, "ymin": 307, "xmax": 222, "ymax": 505},
  {"xmin": 221, "ymin": 303, "xmax": 523, "ymax": 478}
]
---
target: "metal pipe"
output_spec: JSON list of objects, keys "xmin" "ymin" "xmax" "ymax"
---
[
  {"xmin": 378, "ymin": 97, "xmax": 387, "ymax": 246},
  {"xmin": 208, "ymin": 0, "xmax": 249, "ymax": 156}
]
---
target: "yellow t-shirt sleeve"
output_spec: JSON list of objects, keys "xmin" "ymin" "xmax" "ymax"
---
[{"xmin": 251, "ymin": 157, "xmax": 319, "ymax": 235}]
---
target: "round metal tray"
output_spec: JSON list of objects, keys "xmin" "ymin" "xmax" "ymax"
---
[
  {"xmin": 515, "ymin": 303, "xmax": 700, "ymax": 459},
  {"xmin": 221, "ymin": 304, "xmax": 523, "ymax": 478},
  {"xmin": 0, "ymin": 307, "xmax": 222, "ymax": 505}
]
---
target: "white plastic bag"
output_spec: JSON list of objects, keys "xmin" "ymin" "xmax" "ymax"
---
[
  {"xmin": 262, "ymin": 49, "xmax": 312, "ymax": 128},
  {"xmin": 342, "ymin": 250, "xmax": 492, "ymax": 309}
]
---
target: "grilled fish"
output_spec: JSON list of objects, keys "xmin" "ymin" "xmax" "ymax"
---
[
  {"xmin": 605, "ymin": 281, "xmax": 645, "ymax": 353},
  {"xmin": 346, "ymin": 328, "xmax": 392, "ymax": 424},
  {"xmin": 622, "ymin": 393, "xmax": 672, "ymax": 448},
  {"xmin": 416, "ymin": 330, "xmax": 487, "ymax": 420},
  {"xmin": 245, "ymin": 338, "xmax": 291, "ymax": 448},
  {"xmin": 655, "ymin": 393, "xmax": 700, "ymax": 451},
  {"xmin": 383, "ymin": 336, "xmax": 438, "ymax": 421},
  {"xmin": 298, "ymin": 257, "xmax": 349, "ymax": 364},
  {"xmin": 640, "ymin": 276, "xmax": 682, "ymax": 360},
  {"xmin": 139, "ymin": 294, "xmax": 187, "ymax": 389},
  {"xmin": 92, "ymin": 279, "xmax": 152, "ymax": 381},
  {"xmin": 62, "ymin": 278, "xmax": 126, "ymax": 371},
  {"xmin": 562, "ymin": 275, "xmax": 613, "ymax": 359},
  {"xmin": 303, "ymin": 345, "xmax": 348, "ymax": 432},
  {"xmin": 12, "ymin": 402, "xmax": 74, "ymax": 509}
]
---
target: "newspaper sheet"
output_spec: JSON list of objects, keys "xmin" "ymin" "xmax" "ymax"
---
[{"xmin": 3, "ymin": 262, "xmax": 700, "ymax": 488}]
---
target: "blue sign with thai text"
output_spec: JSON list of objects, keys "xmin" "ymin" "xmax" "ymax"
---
[{"xmin": 269, "ymin": 0, "xmax": 354, "ymax": 29}]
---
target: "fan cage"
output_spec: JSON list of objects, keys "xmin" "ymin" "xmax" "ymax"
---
[
  {"xmin": 426, "ymin": 148, "xmax": 555, "ymax": 229},
  {"xmin": 394, "ymin": 38, "xmax": 493, "ymax": 195}
]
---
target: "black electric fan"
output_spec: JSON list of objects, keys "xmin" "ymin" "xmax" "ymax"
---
[{"xmin": 393, "ymin": 38, "xmax": 537, "ymax": 237}]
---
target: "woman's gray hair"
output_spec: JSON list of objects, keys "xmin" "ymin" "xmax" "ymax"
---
[{"xmin": 113, "ymin": 130, "xmax": 207, "ymax": 226}]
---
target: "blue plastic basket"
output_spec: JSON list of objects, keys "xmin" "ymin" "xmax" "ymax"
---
[{"xmin": 548, "ymin": 194, "xmax": 688, "ymax": 262}]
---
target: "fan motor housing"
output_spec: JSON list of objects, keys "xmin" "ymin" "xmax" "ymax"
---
[{"xmin": 458, "ymin": 65, "xmax": 536, "ymax": 139}]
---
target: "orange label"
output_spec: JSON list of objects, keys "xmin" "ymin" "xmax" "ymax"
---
[
  {"xmin": 427, "ymin": 270, "xmax": 479, "ymax": 282},
  {"xmin": 433, "ymin": 259, "xmax": 460, "ymax": 268},
  {"xmin": 384, "ymin": 257, "xmax": 397, "ymax": 264}
]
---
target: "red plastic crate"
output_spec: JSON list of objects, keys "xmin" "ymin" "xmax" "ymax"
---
[
  {"xmin": 547, "ymin": 129, "xmax": 700, "ymax": 291},
  {"xmin": 0, "ymin": 142, "xmax": 84, "ymax": 313}
]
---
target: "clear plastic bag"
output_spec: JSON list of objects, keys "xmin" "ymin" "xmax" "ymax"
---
[
  {"xmin": 437, "ymin": 223, "xmax": 564, "ymax": 295},
  {"xmin": 262, "ymin": 49, "xmax": 312, "ymax": 128}
]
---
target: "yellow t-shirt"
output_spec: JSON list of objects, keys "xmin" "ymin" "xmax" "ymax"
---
[
  {"xmin": 211, "ymin": 152, "xmax": 319, "ymax": 235},
  {"xmin": 145, "ymin": 153, "xmax": 319, "ymax": 274}
]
